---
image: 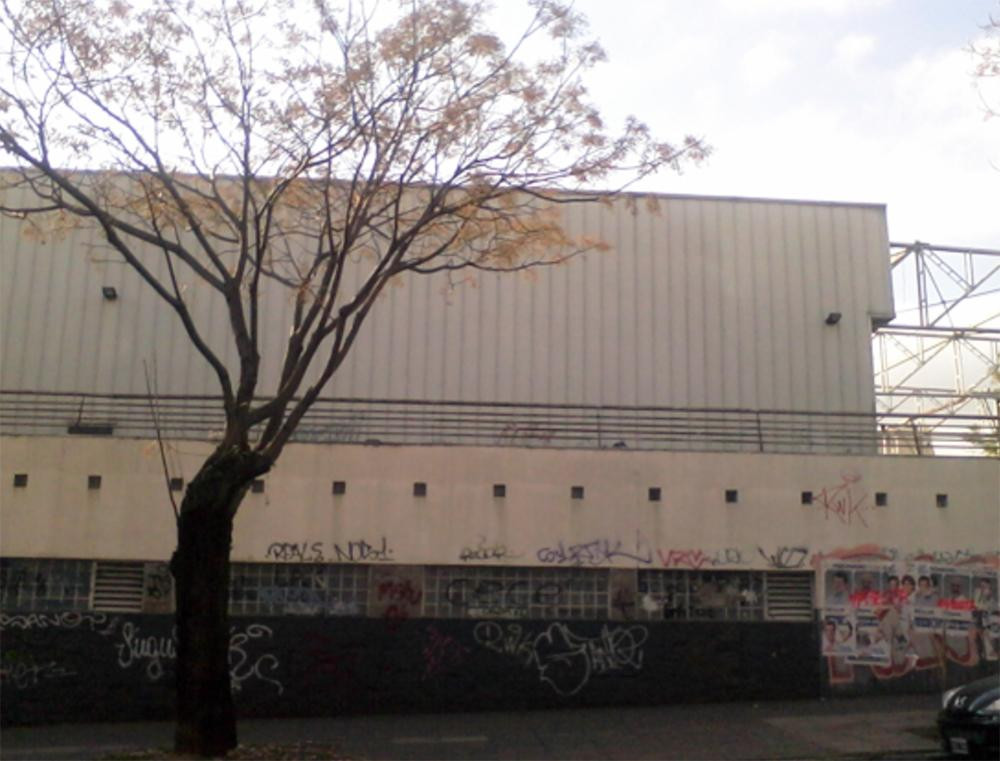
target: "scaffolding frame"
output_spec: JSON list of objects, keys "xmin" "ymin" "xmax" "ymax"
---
[{"xmin": 874, "ymin": 242, "xmax": 1000, "ymax": 449}]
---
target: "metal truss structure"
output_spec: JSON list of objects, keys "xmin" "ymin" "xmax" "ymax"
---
[{"xmin": 874, "ymin": 241, "xmax": 1000, "ymax": 453}]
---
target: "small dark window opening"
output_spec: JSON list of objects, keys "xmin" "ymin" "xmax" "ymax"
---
[
  {"xmin": 332, "ymin": 480, "xmax": 346, "ymax": 495},
  {"xmin": 250, "ymin": 479, "xmax": 265, "ymax": 494},
  {"xmin": 68, "ymin": 423, "xmax": 114, "ymax": 436},
  {"xmin": 725, "ymin": 489, "xmax": 739, "ymax": 504},
  {"xmin": 169, "ymin": 477, "xmax": 184, "ymax": 492},
  {"xmin": 571, "ymin": 485, "xmax": 585, "ymax": 500},
  {"xmin": 493, "ymin": 484, "xmax": 506, "ymax": 498},
  {"xmin": 13, "ymin": 473, "xmax": 28, "ymax": 488},
  {"xmin": 875, "ymin": 492, "xmax": 888, "ymax": 507},
  {"xmin": 648, "ymin": 487, "xmax": 661, "ymax": 502},
  {"xmin": 88, "ymin": 475, "xmax": 102, "ymax": 490},
  {"xmin": 801, "ymin": 490, "xmax": 813, "ymax": 505},
  {"xmin": 413, "ymin": 482, "xmax": 427, "ymax": 497},
  {"xmin": 936, "ymin": 493, "xmax": 948, "ymax": 508}
]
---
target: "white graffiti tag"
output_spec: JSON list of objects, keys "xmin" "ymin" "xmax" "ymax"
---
[
  {"xmin": 474, "ymin": 621, "xmax": 648, "ymax": 696},
  {"xmin": 109, "ymin": 620, "xmax": 284, "ymax": 693},
  {"xmin": 229, "ymin": 624, "xmax": 284, "ymax": 695}
]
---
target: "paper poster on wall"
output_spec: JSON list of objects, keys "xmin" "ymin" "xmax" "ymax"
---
[
  {"xmin": 820, "ymin": 558, "xmax": 1000, "ymax": 677},
  {"xmin": 972, "ymin": 574, "xmax": 999, "ymax": 660},
  {"xmin": 821, "ymin": 609, "xmax": 856, "ymax": 657},
  {"xmin": 911, "ymin": 565, "xmax": 944, "ymax": 634}
]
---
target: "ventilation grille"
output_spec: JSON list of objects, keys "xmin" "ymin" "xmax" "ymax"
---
[
  {"xmin": 765, "ymin": 572, "xmax": 814, "ymax": 621},
  {"xmin": 92, "ymin": 561, "xmax": 145, "ymax": 612}
]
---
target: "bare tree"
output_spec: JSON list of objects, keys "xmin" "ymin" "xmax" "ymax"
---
[
  {"xmin": 0, "ymin": 0, "xmax": 706, "ymax": 754},
  {"xmin": 971, "ymin": 12, "xmax": 1000, "ymax": 118}
]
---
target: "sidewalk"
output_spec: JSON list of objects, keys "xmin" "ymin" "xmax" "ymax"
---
[{"xmin": 1, "ymin": 693, "xmax": 945, "ymax": 760}]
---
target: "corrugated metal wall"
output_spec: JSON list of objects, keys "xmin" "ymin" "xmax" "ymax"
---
[{"xmin": 1, "ymin": 186, "xmax": 892, "ymax": 413}]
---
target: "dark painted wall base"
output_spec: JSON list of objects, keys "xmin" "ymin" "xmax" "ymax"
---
[{"xmin": 1, "ymin": 613, "xmax": 820, "ymax": 726}]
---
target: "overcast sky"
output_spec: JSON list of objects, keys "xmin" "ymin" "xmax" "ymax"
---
[{"xmin": 551, "ymin": 0, "xmax": 999, "ymax": 248}]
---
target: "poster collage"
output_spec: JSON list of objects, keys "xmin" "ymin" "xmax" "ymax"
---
[{"xmin": 821, "ymin": 560, "xmax": 1000, "ymax": 667}]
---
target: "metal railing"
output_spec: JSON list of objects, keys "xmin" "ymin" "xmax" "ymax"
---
[{"xmin": 1, "ymin": 390, "xmax": 996, "ymax": 456}]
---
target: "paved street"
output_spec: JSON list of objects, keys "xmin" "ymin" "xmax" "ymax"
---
[{"xmin": 1, "ymin": 693, "xmax": 947, "ymax": 760}]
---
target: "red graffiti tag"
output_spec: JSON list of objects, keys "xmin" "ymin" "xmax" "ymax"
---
[
  {"xmin": 658, "ymin": 549, "xmax": 712, "ymax": 569},
  {"xmin": 815, "ymin": 471, "xmax": 871, "ymax": 528}
]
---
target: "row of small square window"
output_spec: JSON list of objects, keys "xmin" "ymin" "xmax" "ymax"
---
[{"xmin": 7, "ymin": 472, "xmax": 952, "ymax": 506}]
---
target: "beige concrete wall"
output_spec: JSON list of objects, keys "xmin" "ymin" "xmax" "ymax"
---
[{"xmin": 2, "ymin": 436, "xmax": 996, "ymax": 569}]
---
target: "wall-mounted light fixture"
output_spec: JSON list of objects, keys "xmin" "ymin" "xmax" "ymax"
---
[
  {"xmin": 102, "ymin": 286, "xmax": 118, "ymax": 301},
  {"xmin": 825, "ymin": 311, "xmax": 842, "ymax": 325}
]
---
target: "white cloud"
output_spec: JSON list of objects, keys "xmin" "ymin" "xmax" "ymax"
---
[
  {"xmin": 740, "ymin": 38, "xmax": 794, "ymax": 91},
  {"xmin": 834, "ymin": 33, "xmax": 876, "ymax": 70},
  {"xmin": 722, "ymin": 0, "xmax": 893, "ymax": 14}
]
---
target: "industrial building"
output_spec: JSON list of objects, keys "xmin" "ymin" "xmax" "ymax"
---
[{"xmin": 1, "ymin": 189, "xmax": 997, "ymax": 724}]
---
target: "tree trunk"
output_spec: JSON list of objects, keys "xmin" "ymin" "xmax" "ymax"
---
[{"xmin": 171, "ymin": 448, "xmax": 270, "ymax": 757}]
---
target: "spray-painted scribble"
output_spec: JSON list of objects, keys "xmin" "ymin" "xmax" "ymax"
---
[
  {"xmin": 815, "ymin": 471, "xmax": 872, "ymax": 527},
  {"xmin": 459, "ymin": 537, "xmax": 523, "ymax": 563},
  {"xmin": 110, "ymin": 620, "xmax": 284, "ymax": 693},
  {"xmin": 229, "ymin": 624, "xmax": 284, "ymax": 694},
  {"xmin": 1, "ymin": 650, "xmax": 76, "ymax": 689},
  {"xmin": 473, "ymin": 620, "xmax": 648, "ymax": 696},
  {"xmin": 537, "ymin": 535, "xmax": 653, "ymax": 567},
  {"xmin": 0, "ymin": 612, "xmax": 118, "ymax": 634}
]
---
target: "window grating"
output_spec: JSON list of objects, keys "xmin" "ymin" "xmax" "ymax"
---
[
  {"xmin": 424, "ymin": 565, "xmax": 609, "ymax": 620},
  {"xmin": 229, "ymin": 563, "xmax": 368, "ymax": 616},
  {"xmin": 637, "ymin": 570, "xmax": 766, "ymax": 621},
  {"xmin": 92, "ymin": 560, "xmax": 144, "ymax": 612},
  {"xmin": 763, "ymin": 571, "xmax": 814, "ymax": 621},
  {"xmin": 0, "ymin": 558, "xmax": 93, "ymax": 611}
]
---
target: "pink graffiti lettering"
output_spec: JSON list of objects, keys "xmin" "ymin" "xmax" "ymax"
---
[
  {"xmin": 658, "ymin": 549, "xmax": 712, "ymax": 569},
  {"xmin": 815, "ymin": 471, "xmax": 871, "ymax": 527}
]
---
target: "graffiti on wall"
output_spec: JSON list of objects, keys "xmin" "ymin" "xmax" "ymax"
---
[
  {"xmin": 1, "ymin": 649, "xmax": 77, "ymax": 689},
  {"xmin": 473, "ymin": 620, "xmax": 648, "ymax": 696},
  {"xmin": 265, "ymin": 538, "xmax": 394, "ymax": 563},
  {"xmin": 536, "ymin": 534, "xmax": 654, "ymax": 567},
  {"xmin": 459, "ymin": 537, "xmax": 522, "ymax": 563},
  {"xmin": 815, "ymin": 470, "xmax": 873, "ymax": 527},
  {"xmin": 0, "ymin": 612, "xmax": 118, "ymax": 633}
]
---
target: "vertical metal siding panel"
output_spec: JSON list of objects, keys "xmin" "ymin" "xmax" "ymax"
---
[
  {"xmin": 495, "ymin": 252, "xmax": 517, "ymax": 402},
  {"xmin": 633, "ymin": 203, "xmax": 654, "ymax": 406},
  {"xmin": 69, "ymin": 226, "xmax": 102, "ymax": 391},
  {"xmin": 576, "ymin": 204, "xmax": 607, "ymax": 404},
  {"xmin": 687, "ymin": 199, "xmax": 708, "ymax": 407},
  {"xmin": 617, "ymin": 201, "xmax": 638, "ymax": 406},
  {"xmin": 794, "ymin": 205, "xmax": 821, "ymax": 409},
  {"xmin": 749, "ymin": 203, "xmax": 775, "ymax": 409},
  {"xmin": 508, "ymin": 261, "xmax": 530, "ymax": 402},
  {"xmin": 3, "ymin": 211, "xmax": 31, "ymax": 389},
  {"xmin": 479, "ymin": 271, "xmax": 500, "ymax": 403},
  {"xmin": 459, "ymin": 268, "xmax": 479, "ymax": 401},
  {"xmin": 597, "ymin": 202, "xmax": 616, "ymax": 405},
  {"xmin": 667, "ymin": 199, "xmax": 688, "ymax": 406},
  {"xmin": 0, "ymin": 214, "xmax": 21, "ymax": 389},
  {"xmin": 864, "ymin": 208, "xmax": 893, "ymax": 322},
  {"xmin": 836, "ymin": 206, "xmax": 863, "ymax": 412},
  {"xmin": 648, "ymin": 202, "xmax": 668, "ymax": 406},
  {"xmin": 765, "ymin": 203, "xmax": 793, "ymax": 408},
  {"xmin": 717, "ymin": 201, "xmax": 740, "ymax": 407},
  {"xmin": 698, "ymin": 200, "xmax": 722, "ymax": 407},
  {"xmin": 732, "ymin": 202, "xmax": 758, "ymax": 407},
  {"xmin": 545, "ymin": 233, "xmax": 566, "ymax": 403},
  {"xmin": 443, "ymin": 277, "xmax": 464, "ymax": 400},
  {"xmin": 852, "ymin": 209, "xmax": 882, "ymax": 411},
  {"xmin": 565, "ymin": 203, "xmax": 586, "ymax": 403},
  {"xmin": 786, "ymin": 205, "xmax": 810, "ymax": 409},
  {"xmin": 810, "ymin": 205, "xmax": 839, "ymax": 411}
]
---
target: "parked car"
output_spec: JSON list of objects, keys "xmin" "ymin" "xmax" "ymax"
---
[{"xmin": 938, "ymin": 674, "xmax": 1000, "ymax": 759}]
